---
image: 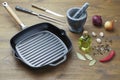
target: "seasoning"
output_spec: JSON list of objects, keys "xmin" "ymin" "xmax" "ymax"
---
[
  {"xmin": 99, "ymin": 50, "xmax": 115, "ymax": 62},
  {"xmin": 89, "ymin": 59, "xmax": 96, "ymax": 66},
  {"xmin": 92, "ymin": 39, "xmax": 113, "ymax": 55},
  {"xmin": 85, "ymin": 54, "xmax": 93, "ymax": 60},
  {"xmin": 76, "ymin": 52, "xmax": 86, "ymax": 60},
  {"xmin": 92, "ymin": 32, "xmax": 97, "ymax": 37},
  {"xmin": 99, "ymin": 32, "xmax": 104, "ymax": 37},
  {"xmin": 96, "ymin": 38, "xmax": 102, "ymax": 44}
]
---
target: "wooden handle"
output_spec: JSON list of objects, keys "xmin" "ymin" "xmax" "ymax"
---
[
  {"xmin": 32, "ymin": 4, "xmax": 46, "ymax": 11},
  {"xmin": 2, "ymin": 2, "xmax": 26, "ymax": 30}
]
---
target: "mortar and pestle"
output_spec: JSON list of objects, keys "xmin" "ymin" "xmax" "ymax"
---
[{"xmin": 66, "ymin": 2, "xmax": 89, "ymax": 33}]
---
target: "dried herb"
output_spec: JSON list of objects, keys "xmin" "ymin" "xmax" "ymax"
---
[
  {"xmin": 89, "ymin": 59, "xmax": 96, "ymax": 66},
  {"xmin": 85, "ymin": 54, "xmax": 93, "ymax": 60},
  {"xmin": 76, "ymin": 52, "xmax": 86, "ymax": 60}
]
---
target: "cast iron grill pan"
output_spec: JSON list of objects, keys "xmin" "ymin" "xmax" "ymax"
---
[{"xmin": 16, "ymin": 31, "xmax": 68, "ymax": 67}]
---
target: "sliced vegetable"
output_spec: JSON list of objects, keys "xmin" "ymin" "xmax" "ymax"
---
[
  {"xmin": 85, "ymin": 54, "xmax": 93, "ymax": 60},
  {"xmin": 89, "ymin": 59, "xmax": 96, "ymax": 66},
  {"xmin": 76, "ymin": 52, "xmax": 86, "ymax": 60},
  {"xmin": 99, "ymin": 50, "xmax": 115, "ymax": 62}
]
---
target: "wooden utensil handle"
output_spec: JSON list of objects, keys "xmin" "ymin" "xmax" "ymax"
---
[
  {"xmin": 2, "ymin": 2, "xmax": 26, "ymax": 30},
  {"xmin": 32, "ymin": 4, "xmax": 46, "ymax": 11}
]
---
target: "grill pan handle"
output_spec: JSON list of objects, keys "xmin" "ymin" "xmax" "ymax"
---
[
  {"xmin": 60, "ymin": 29, "xmax": 66, "ymax": 35},
  {"xmin": 49, "ymin": 56, "xmax": 67, "ymax": 66},
  {"xmin": 2, "ymin": 2, "xmax": 26, "ymax": 30},
  {"xmin": 12, "ymin": 50, "xmax": 24, "ymax": 62}
]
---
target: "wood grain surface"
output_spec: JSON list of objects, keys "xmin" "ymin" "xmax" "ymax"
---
[{"xmin": 0, "ymin": 0, "xmax": 120, "ymax": 80}]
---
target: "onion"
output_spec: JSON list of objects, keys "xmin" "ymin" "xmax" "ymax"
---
[
  {"xmin": 92, "ymin": 15, "xmax": 102, "ymax": 26},
  {"xmin": 104, "ymin": 21, "xmax": 114, "ymax": 31}
]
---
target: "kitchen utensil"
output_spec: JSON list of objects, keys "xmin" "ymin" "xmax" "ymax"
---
[
  {"xmin": 72, "ymin": 2, "xmax": 89, "ymax": 18},
  {"xmin": 32, "ymin": 4, "xmax": 64, "ymax": 17},
  {"xmin": 66, "ymin": 3, "xmax": 89, "ymax": 33},
  {"xmin": 15, "ymin": 6, "xmax": 65, "ymax": 25},
  {"xmin": 2, "ymin": 2, "xmax": 72, "ymax": 68},
  {"xmin": 66, "ymin": 7, "xmax": 87, "ymax": 33}
]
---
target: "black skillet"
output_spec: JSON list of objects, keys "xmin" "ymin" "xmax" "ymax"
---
[{"xmin": 2, "ymin": 2, "xmax": 72, "ymax": 68}]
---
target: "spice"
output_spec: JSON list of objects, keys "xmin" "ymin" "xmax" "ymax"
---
[
  {"xmin": 99, "ymin": 32, "xmax": 104, "ymax": 37},
  {"xmin": 85, "ymin": 54, "xmax": 93, "ymax": 60},
  {"xmin": 89, "ymin": 59, "xmax": 96, "ymax": 66},
  {"xmin": 76, "ymin": 52, "xmax": 86, "ymax": 60},
  {"xmin": 99, "ymin": 50, "xmax": 115, "ymax": 62},
  {"xmin": 96, "ymin": 38, "xmax": 102, "ymax": 44},
  {"xmin": 91, "ymin": 31, "xmax": 113, "ymax": 55},
  {"xmin": 92, "ymin": 32, "xmax": 97, "ymax": 37},
  {"xmin": 76, "ymin": 52, "xmax": 96, "ymax": 66}
]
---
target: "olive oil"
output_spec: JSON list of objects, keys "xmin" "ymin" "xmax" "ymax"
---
[{"xmin": 79, "ymin": 31, "xmax": 91, "ymax": 53}]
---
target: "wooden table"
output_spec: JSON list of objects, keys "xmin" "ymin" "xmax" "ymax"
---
[{"xmin": 0, "ymin": 0, "xmax": 120, "ymax": 80}]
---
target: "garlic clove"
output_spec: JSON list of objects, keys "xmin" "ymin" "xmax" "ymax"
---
[
  {"xmin": 92, "ymin": 32, "xmax": 97, "ymax": 37},
  {"xmin": 96, "ymin": 38, "xmax": 102, "ymax": 44},
  {"xmin": 99, "ymin": 32, "xmax": 104, "ymax": 37}
]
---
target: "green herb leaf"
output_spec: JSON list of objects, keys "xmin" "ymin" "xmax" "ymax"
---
[
  {"xmin": 89, "ymin": 59, "xmax": 96, "ymax": 66},
  {"xmin": 76, "ymin": 52, "xmax": 86, "ymax": 60},
  {"xmin": 85, "ymin": 54, "xmax": 93, "ymax": 60}
]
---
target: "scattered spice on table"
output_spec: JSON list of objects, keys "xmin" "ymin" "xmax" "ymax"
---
[{"xmin": 76, "ymin": 31, "xmax": 115, "ymax": 66}]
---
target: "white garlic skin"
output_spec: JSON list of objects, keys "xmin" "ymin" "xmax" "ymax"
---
[
  {"xmin": 99, "ymin": 32, "xmax": 104, "ymax": 37},
  {"xmin": 96, "ymin": 38, "xmax": 102, "ymax": 44},
  {"xmin": 92, "ymin": 32, "xmax": 97, "ymax": 37}
]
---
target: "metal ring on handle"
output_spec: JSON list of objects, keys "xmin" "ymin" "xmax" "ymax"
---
[
  {"xmin": 2, "ymin": 2, "xmax": 26, "ymax": 30},
  {"xmin": 49, "ymin": 56, "xmax": 67, "ymax": 66}
]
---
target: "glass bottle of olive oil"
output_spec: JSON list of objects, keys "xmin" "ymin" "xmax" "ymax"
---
[{"xmin": 79, "ymin": 31, "xmax": 91, "ymax": 53}]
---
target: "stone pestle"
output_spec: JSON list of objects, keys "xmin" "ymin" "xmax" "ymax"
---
[{"xmin": 72, "ymin": 2, "xmax": 89, "ymax": 18}]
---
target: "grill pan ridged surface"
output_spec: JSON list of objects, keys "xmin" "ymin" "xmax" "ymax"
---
[{"xmin": 16, "ymin": 31, "xmax": 68, "ymax": 67}]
